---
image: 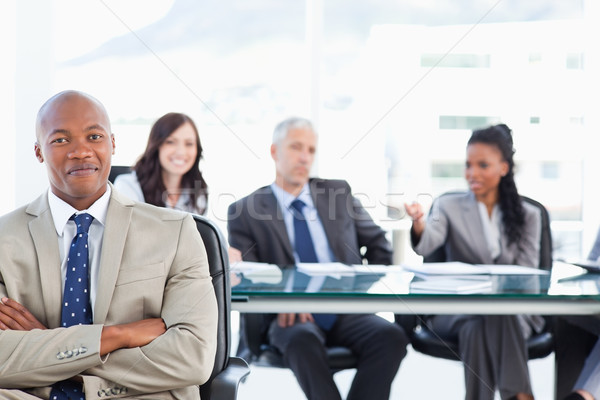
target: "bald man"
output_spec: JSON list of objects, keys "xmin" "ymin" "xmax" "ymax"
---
[{"xmin": 0, "ymin": 91, "xmax": 217, "ymax": 399}]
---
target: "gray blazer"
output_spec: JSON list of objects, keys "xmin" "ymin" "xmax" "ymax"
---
[
  {"xmin": 413, "ymin": 192, "xmax": 541, "ymax": 268},
  {"xmin": 0, "ymin": 187, "xmax": 217, "ymax": 399}
]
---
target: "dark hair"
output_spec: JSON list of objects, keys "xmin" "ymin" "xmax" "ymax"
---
[
  {"xmin": 133, "ymin": 112, "xmax": 208, "ymax": 214},
  {"xmin": 467, "ymin": 123, "xmax": 524, "ymax": 245}
]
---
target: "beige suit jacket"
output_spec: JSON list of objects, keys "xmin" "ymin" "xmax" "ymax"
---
[{"xmin": 0, "ymin": 188, "xmax": 218, "ymax": 399}]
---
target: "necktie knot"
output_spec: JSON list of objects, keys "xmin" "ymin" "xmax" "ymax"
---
[
  {"xmin": 290, "ymin": 199, "xmax": 306, "ymax": 219},
  {"xmin": 72, "ymin": 213, "xmax": 94, "ymax": 235}
]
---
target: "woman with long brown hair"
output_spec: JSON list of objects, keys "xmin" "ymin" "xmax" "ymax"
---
[{"xmin": 115, "ymin": 112, "xmax": 208, "ymax": 215}]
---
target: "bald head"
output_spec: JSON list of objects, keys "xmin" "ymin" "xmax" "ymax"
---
[
  {"xmin": 34, "ymin": 90, "xmax": 115, "ymax": 210},
  {"xmin": 36, "ymin": 90, "xmax": 110, "ymax": 142}
]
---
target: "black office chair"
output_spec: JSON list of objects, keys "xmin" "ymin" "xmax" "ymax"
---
[
  {"xmin": 239, "ymin": 312, "xmax": 358, "ymax": 371},
  {"xmin": 193, "ymin": 214, "xmax": 250, "ymax": 399},
  {"xmin": 108, "ymin": 165, "xmax": 250, "ymax": 398},
  {"xmin": 398, "ymin": 194, "xmax": 554, "ymax": 362},
  {"xmin": 108, "ymin": 165, "xmax": 132, "ymax": 183}
]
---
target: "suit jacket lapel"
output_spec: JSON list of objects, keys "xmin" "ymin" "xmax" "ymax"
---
[
  {"xmin": 460, "ymin": 193, "xmax": 494, "ymax": 264},
  {"xmin": 93, "ymin": 190, "xmax": 133, "ymax": 323},
  {"xmin": 310, "ymin": 179, "xmax": 341, "ymax": 259},
  {"xmin": 27, "ymin": 194, "xmax": 62, "ymax": 328},
  {"xmin": 261, "ymin": 187, "xmax": 295, "ymax": 262}
]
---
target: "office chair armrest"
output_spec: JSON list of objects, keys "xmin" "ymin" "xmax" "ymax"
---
[{"xmin": 207, "ymin": 357, "xmax": 251, "ymax": 400}]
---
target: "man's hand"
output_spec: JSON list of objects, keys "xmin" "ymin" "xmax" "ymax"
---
[
  {"xmin": 277, "ymin": 313, "xmax": 314, "ymax": 328},
  {"xmin": 0, "ymin": 297, "xmax": 47, "ymax": 331},
  {"xmin": 100, "ymin": 318, "xmax": 166, "ymax": 356}
]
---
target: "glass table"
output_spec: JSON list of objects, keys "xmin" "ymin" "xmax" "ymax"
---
[{"xmin": 231, "ymin": 261, "xmax": 600, "ymax": 315}]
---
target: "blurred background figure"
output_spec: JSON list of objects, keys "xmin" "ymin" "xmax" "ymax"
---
[
  {"xmin": 405, "ymin": 124, "xmax": 542, "ymax": 400},
  {"xmin": 114, "ymin": 112, "xmax": 208, "ymax": 215}
]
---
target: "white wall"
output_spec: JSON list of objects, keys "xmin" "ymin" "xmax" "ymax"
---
[
  {"xmin": 0, "ymin": 1, "xmax": 16, "ymax": 215},
  {"xmin": 13, "ymin": 0, "xmax": 55, "ymax": 208}
]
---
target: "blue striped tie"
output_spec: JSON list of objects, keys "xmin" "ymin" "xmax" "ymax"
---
[
  {"xmin": 50, "ymin": 213, "xmax": 94, "ymax": 400},
  {"xmin": 290, "ymin": 200, "xmax": 337, "ymax": 331}
]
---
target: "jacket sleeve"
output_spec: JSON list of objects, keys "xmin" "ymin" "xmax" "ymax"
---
[
  {"xmin": 227, "ymin": 200, "xmax": 260, "ymax": 262},
  {"xmin": 351, "ymin": 196, "xmax": 393, "ymax": 265},
  {"xmin": 412, "ymin": 197, "xmax": 449, "ymax": 258},
  {"xmin": 112, "ymin": 172, "xmax": 145, "ymax": 203},
  {"xmin": 0, "ymin": 322, "xmax": 104, "ymax": 388},
  {"xmin": 80, "ymin": 215, "xmax": 218, "ymax": 393}
]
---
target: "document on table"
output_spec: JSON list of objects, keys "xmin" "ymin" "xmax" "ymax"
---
[
  {"xmin": 410, "ymin": 277, "xmax": 493, "ymax": 294},
  {"xmin": 297, "ymin": 263, "xmax": 405, "ymax": 277},
  {"xmin": 297, "ymin": 262, "xmax": 355, "ymax": 278},
  {"xmin": 230, "ymin": 261, "xmax": 282, "ymax": 283},
  {"xmin": 403, "ymin": 262, "xmax": 549, "ymax": 276},
  {"xmin": 557, "ymin": 258, "xmax": 600, "ymax": 274},
  {"xmin": 403, "ymin": 262, "xmax": 487, "ymax": 275},
  {"xmin": 351, "ymin": 264, "xmax": 404, "ymax": 274},
  {"xmin": 480, "ymin": 264, "xmax": 549, "ymax": 275}
]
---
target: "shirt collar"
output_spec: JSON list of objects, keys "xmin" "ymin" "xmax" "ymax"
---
[
  {"xmin": 48, "ymin": 184, "xmax": 112, "ymax": 237},
  {"xmin": 270, "ymin": 182, "xmax": 314, "ymax": 209}
]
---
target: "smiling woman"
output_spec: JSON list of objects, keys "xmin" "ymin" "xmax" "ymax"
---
[{"xmin": 113, "ymin": 112, "xmax": 209, "ymax": 215}]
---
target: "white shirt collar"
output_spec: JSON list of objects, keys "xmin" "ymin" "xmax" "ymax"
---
[
  {"xmin": 270, "ymin": 182, "xmax": 314, "ymax": 209},
  {"xmin": 48, "ymin": 185, "xmax": 112, "ymax": 237}
]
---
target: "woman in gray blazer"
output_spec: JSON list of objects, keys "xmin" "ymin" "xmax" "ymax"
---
[{"xmin": 405, "ymin": 124, "xmax": 542, "ymax": 400}]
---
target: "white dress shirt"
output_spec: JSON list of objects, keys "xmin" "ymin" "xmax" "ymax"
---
[
  {"xmin": 270, "ymin": 182, "xmax": 336, "ymax": 264},
  {"xmin": 48, "ymin": 185, "xmax": 111, "ymax": 314}
]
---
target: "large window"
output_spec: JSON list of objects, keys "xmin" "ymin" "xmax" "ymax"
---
[{"xmin": 8, "ymin": 0, "xmax": 600, "ymax": 259}]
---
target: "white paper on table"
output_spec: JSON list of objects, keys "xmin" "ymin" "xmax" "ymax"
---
[
  {"xmin": 477, "ymin": 264, "xmax": 549, "ymax": 275},
  {"xmin": 230, "ymin": 261, "xmax": 282, "ymax": 283},
  {"xmin": 403, "ymin": 262, "xmax": 487, "ymax": 275},
  {"xmin": 351, "ymin": 264, "xmax": 405, "ymax": 274},
  {"xmin": 404, "ymin": 262, "xmax": 549, "ymax": 276},
  {"xmin": 410, "ymin": 277, "xmax": 493, "ymax": 294},
  {"xmin": 296, "ymin": 262, "xmax": 355, "ymax": 279}
]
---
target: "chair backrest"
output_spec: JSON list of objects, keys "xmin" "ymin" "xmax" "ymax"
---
[
  {"xmin": 108, "ymin": 165, "xmax": 132, "ymax": 183},
  {"xmin": 192, "ymin": 215, "xmax": 233, "ymax": 397},
  {"xmin": 424, "ymin": 193, "xmax": 553, "ymax": 270}
]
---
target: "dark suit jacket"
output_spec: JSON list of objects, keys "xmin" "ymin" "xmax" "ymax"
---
[
  {"xmin": 227, "ymin": 178, "xmax": 392, "ymax": 342},
  {"xmin": 227, "ymin": 178, "xmax": 392, "ymax": 266}
]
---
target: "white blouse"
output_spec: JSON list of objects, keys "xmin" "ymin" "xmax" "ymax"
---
[
  {"xmin": 477, "ymin": 202, "xmax": 502, "ymax": 261},
  {"xmin": 113, "ymin": 171, "xmax": 207, "ymax": 215}
]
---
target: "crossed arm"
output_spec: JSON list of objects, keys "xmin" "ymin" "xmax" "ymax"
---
[
  {"xmin": 0, "ymin": 297, "xmax": 165, "ymax": 355},
  {"xmin": 0, "ymin": 215, "xmax": 217, "ymax": 393}
]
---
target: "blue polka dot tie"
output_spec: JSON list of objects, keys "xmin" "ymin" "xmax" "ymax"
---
[
  {"xmin": 50, "ymin": 213, "xmax": 94, "ymax": 400},
  {"xmin": 290, "ymin": 200, "xmax": 337, "ymax": 331}
]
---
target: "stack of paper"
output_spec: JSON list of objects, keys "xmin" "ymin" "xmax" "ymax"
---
[
  {"xmin": 403, "ymin": 262, "xmax": 486, "ymax": 276},
  {"xmin": 403, "ymin": 262, "xmax": 549, "ymax": 276},
  {"xmin": 296, "ymin": 262, "xmax": 355, "ymax": 278},
  {"xmin": 230, "ymin": 261, "xmax": 282, "ymax": 283},
  {"xmin": 410, "ymin": 277, "xmax": 493, "ymax": 294}
]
